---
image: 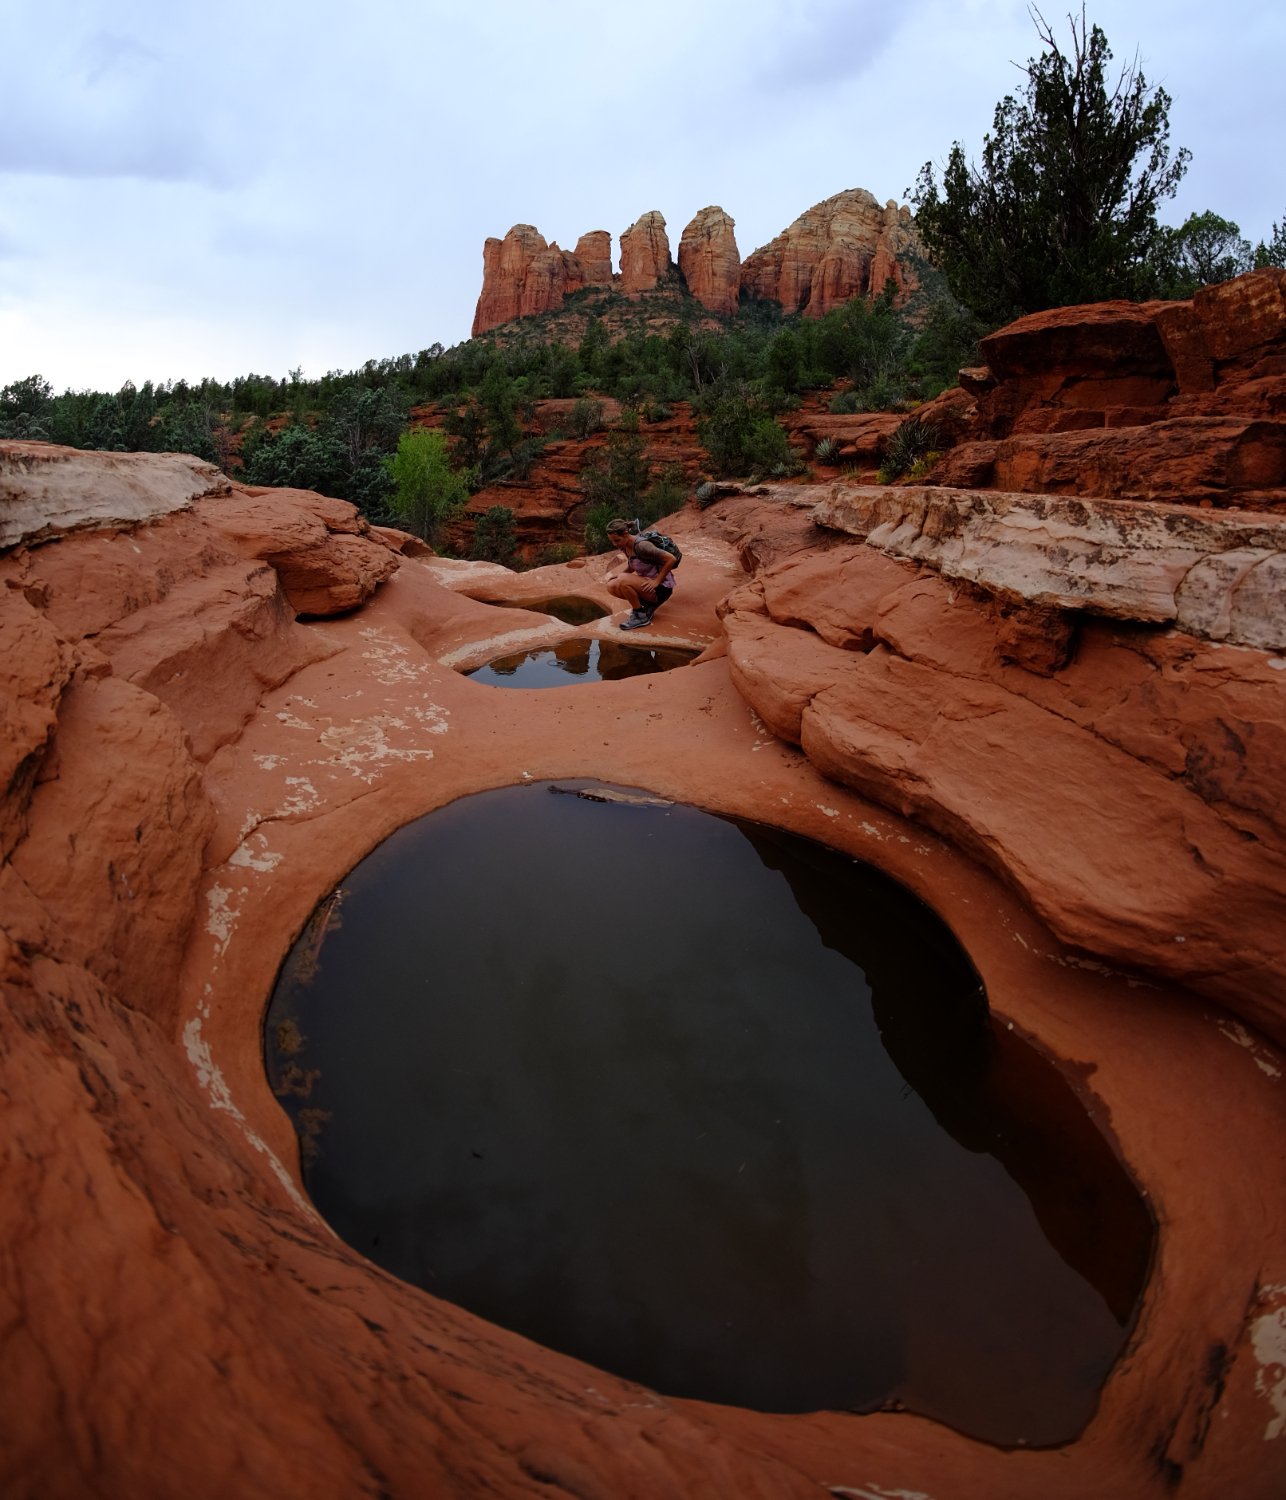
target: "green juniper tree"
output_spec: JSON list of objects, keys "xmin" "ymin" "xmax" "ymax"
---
[{"xmin": 912, "ymin": 6, "xmax": 1190, "ymax": 321}]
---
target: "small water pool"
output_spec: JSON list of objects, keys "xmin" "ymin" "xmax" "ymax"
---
[
  {"xmin": 265, "ymin": 783, "xmax": 1152, "ymax": 1445},
  {"xmin": 465, "ymin": 637, "xmax": 697, "ymax": 688},
  {"xmin": 479, "ymin": 596, "xmax": 608, "ymax": 626}
]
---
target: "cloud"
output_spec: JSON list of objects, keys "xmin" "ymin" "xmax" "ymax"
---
[
  {"xmin": 752, "ymin": 0, "xmax": 911, "ymax": 88},
  {"xmin": 0, "ymin": 12, "xmax": 245, "ymax": 185}
]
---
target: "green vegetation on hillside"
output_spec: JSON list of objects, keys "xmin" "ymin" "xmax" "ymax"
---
[{"xmin": 4, "ymin": 7, "xmax": 1280, "ymax": 558}]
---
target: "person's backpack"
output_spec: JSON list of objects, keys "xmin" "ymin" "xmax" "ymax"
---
[{"xmin": 633, "ymin": 526, "xmax": 682, "ymax": 566}]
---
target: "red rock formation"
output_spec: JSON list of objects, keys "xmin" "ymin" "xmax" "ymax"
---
[
  {"xmin": 925, "ymin": 271, "xmax": 1286, "ymax": 509},
  {"xmin": 618, "ymin": 210, "xmax": 671, "ymax": 295},
  {"xmin": 2, "ymin": 438, "xmax": 1285, "ymax": 1499},
  {"xmin": 573, "ymin": 230, "xmax": 613, "ymax": 287},
  {"xmin": 472, "ymin": 225, "xmax": 592, "ymax": 337},
  {"xmin": 677, "ymin": 206, "xmax": 740, "ymax": 315},
  {"xmin": 739, "ymin": 188, "xmax": 923, "ymax": 317}
]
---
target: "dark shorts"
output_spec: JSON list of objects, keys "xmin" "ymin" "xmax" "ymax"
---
[{"xmin": 649, "ymin": 582, "xmax": 674, "ymax": 608}]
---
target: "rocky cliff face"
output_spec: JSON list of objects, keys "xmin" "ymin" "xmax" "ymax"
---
[
  {"xmin": 617, "ymin": 210, "xmax": 672, "ymax": 295},
  {"xmin": 738, "ymin": 187, "xmax": 922, "ymax": 316},
  {"xmin": 4, "ymin": 283, "xmax": 1286, "ymax": 1499},
  {"xmin": 677, "ymin": 206, "xmax": 740, "ymax": 315},
  {"xmin": 471, "ymin": 188, "xmax": 922, "ymax": 335},
  {"xmin": 471, "ymin": 224, "xmax": 601, "ymax": 338}
]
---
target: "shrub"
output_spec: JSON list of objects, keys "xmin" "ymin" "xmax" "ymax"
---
[
  {"xmin": 852, "ymin": 372, "xmax": 906, "ymax": 412},
  {"xmin": 828, "ymin": 389, "xmax": 860, "ymax": 415},
  {"xmin": 878, "ymin": 416, "xmax": 942, "ymax": 484},
  {"xmin": 697, "ymin": 384, "xmax": 797, "ymax": 478},
  {"xmin": 579, "ymin": 413, "xmax": 650, "ymax": 517},
  {"xmin": 568, "ymin": 397, "xmax": 605, "ymax": 439},
  {"xmin": 385, "ymin": 428, "xmax": 469, "ymax": 542},
  {"xmin": 529, "ymin": 542, "xmax": 580, "ymax": 568},
  {"xmin": 695, "ymin": 480, "xmax": 719, "ymax": 508},
  {"xmin": 471, "ymin": 505, "xmax": 518, "ymax": 566},
  {"xmin": 640, "ymin": 462, "xmax": 688, "ymax": 526},
  {"xmin": 814, "ymin": 437, "xmax": 841, "ymax": 464}
]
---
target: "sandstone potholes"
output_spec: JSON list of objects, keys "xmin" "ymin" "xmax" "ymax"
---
[{"xmin": 2, "ymin": 437, "xmax": 1285, "ymax": 1499}]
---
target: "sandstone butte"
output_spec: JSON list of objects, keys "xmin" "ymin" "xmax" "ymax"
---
[
  {"xmin": 471, "ymin": 186, "xmax": 924, "ymax": 335},
  {"xmin": 3, "ymin": 271, "xmax": 1286, "ymax": 1500}
]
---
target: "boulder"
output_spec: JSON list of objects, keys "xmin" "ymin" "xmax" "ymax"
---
[{"xmin": 202, "ymin": 487, "xmax": 399, "ymax": 616}]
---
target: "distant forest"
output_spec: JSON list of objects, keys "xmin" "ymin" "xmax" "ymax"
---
[
  {"xmin": 4, "ymin": 9, "xmax": 1283, "ymax": 553},
  {"xmin": 0, "ymin": 277, "xmax": 984, "ymax": 530}
]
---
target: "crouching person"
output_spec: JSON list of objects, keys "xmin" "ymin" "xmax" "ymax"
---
[{"xmin": 604, "ymin": 518, "xmax": 676, "ymax": 631}]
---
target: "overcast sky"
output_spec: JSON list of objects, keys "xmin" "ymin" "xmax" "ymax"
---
[{"xmin": 2, "ymin": 0, "xmax": 1281, "ymax": 393}]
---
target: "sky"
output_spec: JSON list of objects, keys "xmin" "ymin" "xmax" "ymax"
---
[{"xmin": 1, "ymin": 0, "xmax": 1281, "ymax": 393}]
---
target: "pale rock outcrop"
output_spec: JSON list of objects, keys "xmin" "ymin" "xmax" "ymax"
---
[
  {"xmin": 739, "ymin": 189, "xmax": 923, "ymax": 317},
  {"xmin": 619, "ymin": 210, "xmax": 671, "ymax": 294},
  {"xmin": 0, "ymin": 441, "xmax": 229, "ymax": 547},
  {"xmin": 677, "ymin": 206, "xmax": 740, "ymax": 315},
  {"xmin": 805, "ymin": 483, "xmax": 1286, "ymax": 649}
]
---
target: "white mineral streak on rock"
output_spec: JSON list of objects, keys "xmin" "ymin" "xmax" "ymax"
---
[
  {"xmin": 182, "ymin": 1015, "xmax": 317, "ymax": 1218},
  {"xmin": 0, "ymin": 442, "xmax": 230, "ymax": 548},
  {"xmin": 317, "ymin": 715, "xmax": 436, "ymax": 783},
  {"xmin": 809, "ymin": 485, "xmax": 1286, "ymax": 649},
  {"xmin": 358, "ymin": 626, "xmax": 435, "ymax": 685},
  {"xmin": 205, "ymin": 884, "xmax": 239, "ymax": 955},
  {"xmin": 1215, "ymin": 1017, "xmax": 1284, "ymax": 1079},
  {"xmin": 1251, "ymin": 1287, "xmax": 1286, "ymax": 1439},
  {"xmin": 228, "ymin": 832, "xmax": 283, "ymax": 873},
  {"xmin": 278, "ymin": 777, "xmax": 321, "ymax": 817}
]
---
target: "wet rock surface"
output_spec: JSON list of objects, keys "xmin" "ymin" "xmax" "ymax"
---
[{"xmin": 2, "ymin": 404, "xmax": 1285, "ymax": 1500}]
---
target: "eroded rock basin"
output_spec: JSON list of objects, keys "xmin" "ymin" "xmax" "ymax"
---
[{"xmin": 266, "ymin": 783, "xmax": 1153, "ymax": 1447}]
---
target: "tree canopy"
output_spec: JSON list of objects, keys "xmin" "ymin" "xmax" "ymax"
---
[{"xmin": 912, "ymin": 6, "xmax": 1190, "ymax": 322}]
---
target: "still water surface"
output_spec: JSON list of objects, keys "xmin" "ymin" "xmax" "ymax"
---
[
  {"xmin": 465, "ymin": 638, "xmax": 697, "ymax": 687},
  {"xmin": 265, "ymin": 783, "xmax": 1152, "ymax": 1444}
]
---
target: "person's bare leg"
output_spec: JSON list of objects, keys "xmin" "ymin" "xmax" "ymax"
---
[{"xmin": 607, "ymin": 577, "xmax": 649, "ymax": 611}]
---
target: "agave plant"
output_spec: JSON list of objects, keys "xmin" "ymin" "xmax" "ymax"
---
[
  {"xmin": 878, "ymin": 415, "xmax": 942, "ymax": 484},
  {"xmin": 814, "ymin": 436, "xmax": 841, "ymax": 464}
]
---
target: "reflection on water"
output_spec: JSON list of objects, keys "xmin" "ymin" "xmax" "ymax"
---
[
  {"xmin": 265, "ymin": 783, "xmax": 1153, "ymax": 1445},
  {"xmin": 483, "ymin": 596, "xmax": 610, "ymax": 626},
  {"xmin": 466, "ymin": 637, "xmax": 697, "ymax": 688}
]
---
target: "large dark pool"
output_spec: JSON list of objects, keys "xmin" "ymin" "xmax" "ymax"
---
[{"xmin": 265, "ymin": 782, "xmax": 1152, "ymax": 1445}]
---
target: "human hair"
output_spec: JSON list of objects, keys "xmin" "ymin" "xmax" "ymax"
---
[{"xmin": 606, "ymin": 518, "xmax": 630, "ymax": 536}]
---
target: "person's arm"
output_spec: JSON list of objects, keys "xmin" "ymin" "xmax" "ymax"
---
[{"xmin": 633, "ymin": 537, "xmax": 673, "ymax": 595}]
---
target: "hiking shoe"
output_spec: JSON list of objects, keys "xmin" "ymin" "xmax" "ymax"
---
[{"xmin": 620, "ymin": 607, "xmax": 655, "ymax": 631}]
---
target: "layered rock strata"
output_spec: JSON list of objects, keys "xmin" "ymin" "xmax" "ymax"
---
[
  {"xmin": 928, "ymin": 271, "xmax": 1286, "ymax": 510},
  {"xmin": 711, "ymin": 492, "xmax": 1286, "ymax": 1047},
  {"xmin": 739, "ymin": 187, "xmax": 922, "ymax": 316}
]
